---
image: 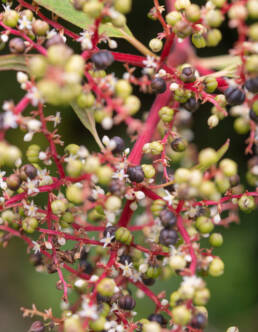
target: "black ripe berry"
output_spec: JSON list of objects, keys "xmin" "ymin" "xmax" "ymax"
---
[
  {"xmin": 103, "ymin": 225, "xmax": 117, "ymax": 239},
  {"xmin": 182, "ymin": 97, "xmax": 200, "ymax": 112},
  {"xmin": 79, "ymin": 260, "xmax": 93, "ymax": 274},
  {"xmin": 9, "ymin": 38, "xmax": 25, "ymax": 54},
  {"xmin": 151, "ymin": 77, "xmax": 167, "ymax": 94},
  {"xmin": 96, "ymin": 293, "xmax": 112, "ymax": 304},
  {"xmin": 118, "ymin": 295, "xmax": 136, "ymax": 310},
  {"xmin": 91, "ymin": 50, "xmax": 114, "ymax": 70},
  {"xmin": 249, "ymin": 109, "xmax": 258, "ymax": 124},
  {"xmin": 245, "ymin": 77, "xmax": 258, "ymax": 93},
  {"xmin": 224, "ymin": 86, "xmax": 246, "ymax": 106},
  {"xmin": 160, "ymin": 209, "xmax": 177, "ymax": 229},
  {"xmin": 127, "ymin": 165, "xmax": 144, "ymax": 183},
  {"xmin": 148, "ymin": 313, "xmax": 167, "ymax": 327},
  {"xmin": 180, "ymin": 66, "xmax": 196, "ymax": 83},
  {"xmin": 112, "ymin": 136, "xmax": 125, "ymax": 154},
  {"xmin": 119, "ymin": 254, "xmax": 132, "ymax": 265},
  {"xmin": 190, "ymin": 313, "xmax": 207, "ymax": 329},
  {"xmin": 142, "ymin": 276, "xmax": 155, "ymax": 286},
  {"xmin": 159, "ymin": 228, "xmax": 178, "ymax": 246}
]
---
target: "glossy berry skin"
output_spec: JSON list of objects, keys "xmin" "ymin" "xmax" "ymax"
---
[
  {"xmin": 112, "ymin": 136, "xmax": 125, "ymax": 153},
  {"xmin": 6, "ymin": 174, "xmax": 21, "ymax": 191},
  {"xmin": 127, "ymin": 166, "xmax": 144, "ymax": 183},
  {"xmin": 148, "ymin": 313, "xmax": 167, "ymax": 327},
  {"xmin": 119, "ymin": 254, "xmax": 132, "ymax": 265},
  {"xmin": 159, "ymin": 228, "xmax": 178, "ymax": 246},
  {"xmin": 20, "ymin": 164, "xmax": 38, "ymax": 180},
  {"xmin": 245, "ymin": 77, "xmax": 258, "ymax": 93},
  {"xmin": 249, "ymin": 109, "xmax": 258, "ymax": 123},
  {"xmin": 190, "ymin": 313, "xmax": 207, "ymax": 329},
  {"xmin": 91, "ymin": 50, "xmax": 114, "ymax": 69},
  {"xmin": 142, "ymin": 276, "xmax": 155, "ymax": 286},
  {"xmin": 182, "ymin": 97, "xmax": 200, "ymax": 112},
  {"xmin": 180, "ymin": 66, "xmax": 196, "ymax": 83},
  {"xmin": 159, "ymin": 209, "xmax": 177, "ymax": 229},
  {"xmin": 79, "ymin": 260, "xmax": 93, "ymax": 274},
  {"xmin": 118, "ymin": 295, "xmax": 136, "ymax": 310},
  {"xmin": 151, "ymin": 77, "xmax": 167, "ymax": 94},
  {"xmin": 45, "ymin": 34, "xmax": 64, "ymax": 48},
  {"xmin": 96, "ymin": 293, "xmax": 112, "ymax": 304},
  {"xmin": 103, "ymin": 226, "xmax": 117, "ymax": 239},
  {"xmin": 224, "ymin": 86, "xmax": 246, "ymax": 105}
]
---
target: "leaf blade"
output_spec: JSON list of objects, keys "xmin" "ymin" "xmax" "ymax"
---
[
  {"xmin": 34, "ymin": 0, "xmax": 132, "ymax": 38},
  {"xmin": 0, "ymin": 54, "xmax": 28, "ymax": 72}
]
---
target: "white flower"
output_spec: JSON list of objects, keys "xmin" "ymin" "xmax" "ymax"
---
[
  {"xmin": 108, "ymin": 39, "xmax": 118, "ymax": 49},
  {"xmin": 130, "ymin": 270, "xmax": 142, "ymax": 282},
  {"xmin": 112, "ymin": 169, "xmax": 128, "ymax": 181},
  {"xmin": 1, "ymin": 34, "xmax": 8, "ymax": 43},
  {"xmin": 45, "ymin": 241, "xmax": 53, "ymax": 250},
  {"xmin": 135, "ymin": 191, "xmax": 145, "ymax": 200},
  {"xmin": 79, "ymin": 300, "xmax": 98, "ymax": 320},
  {"xmin": 77, "ymin": 146, "xmax": 89, "ymax": 159},
  {"xmin": 105, "ymin": 210, "xmax": 116, "ymax": 224},
  {"xmin": 143, "ymin": 55, "xmax": 157, "ymax": 68},
  {"xmin": 24, "ymin": 200, "xmax": 38, "ymax": 217},
  {"xmin": 18, "ymin": 16, "xmax": 32, "ymax": 30},
  {"xmin": 27, "ymin": 119, "xmax": 41, "ymax": 131},
  {"xmin": 27, "ymin": 86, "xmax": 43, "ymax": 106},
  {"xmin": 119, "ymin": 261, "xmax": 133, "ymax": 277},
  {"xmin": 26, "ymin": 179, "xmax": 39, "ymax": 195},
  {"xmin": 102, "ymin": 136, "xmax": 116, "ymax": 150},
  {"xmin": 101, "ymin": 117, "xmax": 113, "ymax": 130},
  {"xmin": 163, "ymin": 190, "xmax": 174, "ymax": 206},
  {"xmin": 24, "ymin": 131, "xmax": 34, "ymax": 142},
  {"xmin": 17, "ymin": 72, "xmax": 28, "ymax": 84},
  {"xmin": 32, "ymin": 241, "xmax": 41, "ymax": 254},
  {"xmin": 0, "ymin": 171, "xmax": 7, "ymax": 190},
  {"xmin": 58, "ymin": 237, "xmax": 66, "ymax": 246},
  {"xmin": 91, "ymin": 186, "xmax": 105, "ymax": 200},
  {"xmin": 155, "ymin": 69, "xmax": 167, "ymax": 77},
  {"xmin": 52, "ymin": 112, "xmax": 61, "ymax": 127},
  {"xmin": 181, "ymin": 275, "xmax": 204, "ymax": 290},
  {"xmin": 3, "ymin": 111, "xmax": 18, "ymax": 129},
  {"xmin": 77, "ymin": 30, "xmax": 93, "ymax": 50},
  {"xmin": 2, "ymin": 100, "xmax": 13, "ymax": 112},
  {"xmin": 170, "ymin": 82, "xmax": 179, "ymax": 91},
  {"xmin": 100, "ymin": 232, "xmax": 114, "ymax": 248}
]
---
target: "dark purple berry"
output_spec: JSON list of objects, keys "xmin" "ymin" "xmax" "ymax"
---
[
  {"xmin": 109, "ymin": 180, "xmax": 126, "ymax": 196},
  {"xmin": 112, "ymin": 136, "xmax": 125, "ymax": 154},
  {"xmin": 190, "ymin": 313, "xmax": 207, "ymax": 329},
  {"xmin": 151, "ymin": 77, "xmax": 167, "ymax": 94},
  {"xmin": 249, "ymin": 109, "xmax": 258, "ymax": 123},
  {"xmin": 28, "ymin": 321, "xmax": 45, "ymax": 332},
  {"xmin": 245, "ymin": 77, "xmax": 258, "ymax": 93},
  {"xmin": 225, "ymin": 86, "xmax": 246, "ymax": 105},
  {"xmin": 148, "ymin": 313, "xmax": 167, "ymax": 327},
  {"xmin": 80, "ymin": 247, "xmax": 89, "ymax": 261},
  {"xmin": 20, "ymin": 164, "xmax": 38, "ymax": 180},
  {"xmin": 180, "ymin": 66, "xmax": 196, "ymax": 83},
  {"xmin": 142, "ymin": 276, "xmax": 155, "ymax": 286},
  {"xmin": 118, "ymin": 295, "xmax": 136, "ymax": 310},
  {"xmin": 45, "ymin": 34, "xmax": 64, "ymax": 48},
  {"xmin": 96, "ymin": 293, "xmax": 112, "ymax": 304},
  {"xmin": 159, "ymin": 228, "xmax": 178, "ymax": 246},
  {"xmin": 79, "ymin": 260, "xmax": 93, "ymax": 274},
  {"xmin": 171, "ymin": 137, "xmax": 187, "ymax": 152},
  {"xmin": 127, "ymin": 166, "xmax": 144, "ymax": 183},
  {"xmin": 91, "ymin": 50, "xmax": 114, "ymax": 70},
  {"xmin": 159, "ymin": 209, "xmax": 177, "ymax": 229},
  {"xmin": 103, "ymin": 226, "xmax": 117, "ymax": 239},
  {"xmin": 162, "ymin": 169, "xmax": 175, "ymax": 192},
  {"xmin": 229, "ymin": 174, "xmax": 240, "ymax": 187},
  {"xmin": 182, "ymin": 97, "xmax": 200, "ymax": 112},
  {"xmin": 9, "ymin": 37, "xmax": 25, "ymax": 54},
  {"xmin": 119, "ymin": 254, "xmax": 132, "ymax": 265}
]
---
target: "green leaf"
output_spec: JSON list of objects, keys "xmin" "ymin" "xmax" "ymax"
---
[
  {"xmin": 34, "ymin": 0, "xmax": 132, "ymax": 39},
  {"xmin": 71, "ymin": 101, "xmax": 104, "ymax": 151},
  {"xmin": 0, "ymin": 54, "xmax": 28, "ymax": 72}
]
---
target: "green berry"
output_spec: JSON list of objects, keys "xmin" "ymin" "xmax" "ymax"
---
[
  {"xmin": 77, "ymin": 92, "xmax": 95, "ymax": 108},
  {"xmin": 26, "ymin": 144, "xmax": 40, "ymax": 163},
  {"xmin": 159, "ymin": 106, "xmax": 174, "ymax": 123},
  {"xmin": 193, "ymin": 288, "xmax": 210, "ymax": 306},
  {"xmin": 29, "ymin": 55, "xmax": 47, "ymax": 78},
  {"xmin": 192, "ymin": 33, "xmax": 206, "ymax": 48},
  {"xmin": 3, "ymin": 10, "xmax": 19, "ymax": 27},
  {"xmin": 66, "ymin": 159, "xmax": 83, "ymax": 177},
  {"xmin": 166, "ymin": 11, "xmax": 182, "ymax": 26},
  {"xmin": 175, "ymin": 0, "xmax": 191, "ymax": 11},
  {"xmin": 115, "ymin": 79, "xmax": 132, "ymax": 99},
  {"xmin": 115, "ymin": 227, "xmax": 133, "ymax": 245},
  {"xmin": 238, "ymin": 195, "xmax": 256, "ymax": 213},
  {"xmin": 124, "ymin": 95, "xmax": 141, "ymax": 115},
  {"xmin": 64, "ymin": 315, "xmax": 83, "ymax": 332},
  {"xmin": 111, "ymin": 12, "xmax": 127, "ymax": 27},
  {"xmin": 196, "ymin": 216, "xmax": 214, "ymax": 234},
  {"xmin": 142, "ymin": 164, "xmax": 156, "ymax": 178},
  {"xmin": 204, "ymin": 77, "xmax": 218, "ymax": 93},
  {"xmin": 105, "ymin": 196, "xmax": 122, "ymax": 211},
  {"xmin": 96, "ymin": 278, "xmax": 116, "ymax": 297},
  {"xmin": 209, "ymin": 233, "xmax": 223, "ymax": 247},
  {"xmin": 206, "ymin": 29, "xmax": 222, "ymax": 47},
  {"xmin": 89, "ymin": 317, "xmax": 106, "ymax": 331},
  {"xmin": 149, "ymin": 38, "xmax": 163, "ymax": 53},
  {"xmin": 96, "ymin": 165, "xmax": 113, "ymax": 185},
  {"xmin": 22, "ymin": 217, "xmax": 38, "ymax": 233},
  {"xmin": 172, "ymin": 305, "xmax": 192, "ymax": 326},
  {"xmin": 114, "ymin": 0, "xmax": 132, "ymax": 14},
  {"xmin": 185, "ymin": 4, "xmax": 201, "ymax": 22},
  {"xmin": 206, "ymin": 10, "xmax": 224, "ymax": 27},
  {"xmin": 83, "ymin": 1, "xmax": 104, "ymax": 18},
  {"xmin": 208, "ymin": 257, "xmax": 224, "ymax": 277},
  {"xmin": 66, "ymin": 185, "xmax": 83, "ymax": 204},
  {"xmin": 51, "ymin": 199, "xmax": 68, "ymax": 215},
  {"xmin": 247, "ymin": 0, "xmax": 258, "ymax": 18},
  {"xmin": 199, "ymin": 148, "xmax": 217, "ymax": 167},
  {"xmin": 219, "ymin": 158, "xmax": 238, "ymax": 177},
  {"xmin": 233, "ymin": 117, "xmax": 250, "ymax": 135},
  {"xmin": 32, "ymin": 19, "xmax": 49, "ymax": 36}
]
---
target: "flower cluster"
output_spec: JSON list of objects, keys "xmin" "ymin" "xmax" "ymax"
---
[{"xmin": 0, "ymin": 0, "xmax": 257, "ymax": 332}]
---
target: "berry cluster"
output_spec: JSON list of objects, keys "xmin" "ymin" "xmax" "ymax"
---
[{"xmin": 0, "ymin": 0, "xmax": 257, "ymax": 332}]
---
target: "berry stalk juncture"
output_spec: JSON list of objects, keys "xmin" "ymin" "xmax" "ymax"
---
[{"xmin": 0, "ymin": 0, "xmax": 257, "ymax": 332}]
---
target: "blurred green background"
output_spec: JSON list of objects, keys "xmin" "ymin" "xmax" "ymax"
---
[{"xmin": 0, "ymin": 1, "xmax": 258, "ymax": 331}]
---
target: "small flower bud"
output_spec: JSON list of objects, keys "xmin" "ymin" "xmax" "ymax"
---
[
  {"xmin": 149, "ymin": 38, "xmax": 163, "ymax": 53},
  {"xmin": 208, "ymin": 114, "xmax": 219, "ymax": 128}
]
